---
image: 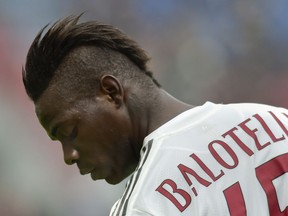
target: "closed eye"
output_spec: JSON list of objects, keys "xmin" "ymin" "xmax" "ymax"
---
[
  {"xmin": 50, "ymin": 126, "xmax": 58, "ymax": 140},
  {"xmin": 69, "ymin": 126, "xmax": 78, "ymax": 139},
  {"xmin": 50, "ymin": 124, "xmax": 77, "ymax": 141}
]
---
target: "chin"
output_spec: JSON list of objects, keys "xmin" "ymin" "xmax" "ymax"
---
[
  {"xmin": 105, "ymin": 177, "xmax": 122, "ymax": 185},
  {"xmin": 105, "ymin": 168, "xmax": 134, "ymax": 185}
]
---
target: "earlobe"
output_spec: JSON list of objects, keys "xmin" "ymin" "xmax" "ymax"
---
[{"xmin": 100, "ymin": 75, "xmax": 124, "ymax": 107}]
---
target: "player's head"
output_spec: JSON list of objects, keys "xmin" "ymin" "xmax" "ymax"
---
[{"xmin": 22, "ymin": 14, "xmax": 161, "ymax": 184}]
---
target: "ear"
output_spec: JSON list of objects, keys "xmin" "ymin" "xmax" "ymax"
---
[{"xmin": 99, "ymin": 75, "xmax": 124, "ymax": 108}]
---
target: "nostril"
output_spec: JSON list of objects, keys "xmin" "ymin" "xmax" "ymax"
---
[
  {"xmin": 70, "ymin": 159, "xmax": 77, "ymax": 165},
  {"xmin": 65, "ymin": 157, "xmax": 78, "ymax": 165}
]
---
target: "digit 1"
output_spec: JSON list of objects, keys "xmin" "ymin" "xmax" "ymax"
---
[{"xmin": 223, "ymin": 182, "xmax": 247, "ymax": 216}]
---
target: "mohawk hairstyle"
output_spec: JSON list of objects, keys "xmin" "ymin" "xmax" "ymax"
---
[{"xmin": 22, "ymin": 14, "xmax": 160, "ymax": 102}]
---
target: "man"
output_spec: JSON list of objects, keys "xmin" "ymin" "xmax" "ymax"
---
[{"xmin": 23, "ymin": 15, "xmax": 288, "ymax": 215}]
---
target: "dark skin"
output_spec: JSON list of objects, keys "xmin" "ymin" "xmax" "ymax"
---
[{"xmin": 35, "ymin": 47, "xmax": 193, "ymax": 185}]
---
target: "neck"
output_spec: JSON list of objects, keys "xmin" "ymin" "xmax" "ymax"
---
[
  {"xmin": 147, "ymin": 89, "xmax": 194, "ymax": 134},
  {"xmin": 127, "ymin": 88, "xmax": 194, "ymax": 155}
]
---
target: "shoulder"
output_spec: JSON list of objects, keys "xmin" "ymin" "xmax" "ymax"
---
[{"xmin": 145, "ymin": 102, "xmax": 287, "ymax": 141}]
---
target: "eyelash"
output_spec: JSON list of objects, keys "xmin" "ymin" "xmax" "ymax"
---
[{"xmin": 69, "ymin": 127, "xmax": 78, "ymax": 139}]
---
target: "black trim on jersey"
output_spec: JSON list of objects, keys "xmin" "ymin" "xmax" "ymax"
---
[{"xmin": 112, "ymin": 140, "xmax": 153, "ymax": 216}]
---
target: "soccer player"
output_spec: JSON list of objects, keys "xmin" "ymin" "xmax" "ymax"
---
[{"xmin": 23, "ymin": 15, "xmax": 288, "ymax": 215}]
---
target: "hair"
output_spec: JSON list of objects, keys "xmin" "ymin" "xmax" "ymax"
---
[{"xmin": 22, "ymin": 14, "xmax": 160, "ymax": 102}]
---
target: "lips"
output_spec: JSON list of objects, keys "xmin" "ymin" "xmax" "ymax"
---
[
  {"xmin": 79, "ymin": 166, "xmax": 111, "ymax": 181},
  {"xmin": 79, "ymin": 168, "xmax": 94, "ymax": 175},
  {"xmin": 90, "ymin": 169, "xmax": 102, "ymax": 181}
]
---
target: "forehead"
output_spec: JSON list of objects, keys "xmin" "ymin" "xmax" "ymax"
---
[{"xmin": 35, "ymin": 84, "xmax": 73, "ymax": 129}]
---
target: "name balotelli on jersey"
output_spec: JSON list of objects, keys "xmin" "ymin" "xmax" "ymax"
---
[{"xmin": 155, "ymin": 110, "xmax": 288, "ymax": 215}]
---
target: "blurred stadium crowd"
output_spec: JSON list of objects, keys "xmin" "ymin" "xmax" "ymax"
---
[{"xmin": 0, "ymin": 0, "xmax": 288, "ymax": 215}]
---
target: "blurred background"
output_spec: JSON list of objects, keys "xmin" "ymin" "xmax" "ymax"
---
[{"xmin": 1, "ymin": 0, "xmax": 288, "ymax": 215}]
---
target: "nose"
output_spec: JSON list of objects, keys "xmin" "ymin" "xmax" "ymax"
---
[{"xmin": 62, "ymin": 144, "xmax": 79, "ymax": 165}]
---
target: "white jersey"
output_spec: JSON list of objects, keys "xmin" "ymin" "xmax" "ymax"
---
[{"xmin": 110, "ymin": 102, "xmax": 288, "ymax": 216}]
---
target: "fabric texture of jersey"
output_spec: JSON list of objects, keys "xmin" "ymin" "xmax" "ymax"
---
[{"xmin": 110, "ymin": 102, "xmax": 288, "ymax": 216}]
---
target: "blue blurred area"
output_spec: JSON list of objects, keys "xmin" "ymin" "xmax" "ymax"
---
[{"xmin": 1, "ymin": 1, "xmax": 288, "ymax": 215}]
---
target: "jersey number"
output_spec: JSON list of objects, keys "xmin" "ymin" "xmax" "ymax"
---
[{"xmin": 223, "ymin": 153, "xmax": 288, "ymax": 215}]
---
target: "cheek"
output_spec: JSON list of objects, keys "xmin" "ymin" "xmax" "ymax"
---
[
  {"xmin": 98, "ymin": 108, "xmax": 132, "ymax": 140},
  {"xmin": 76, "ymin": 121, "xmax": 127, "ymax": 154},
  {"xmin": 77, "ymin": 106, "xmax": 133, "ymax": 151}
]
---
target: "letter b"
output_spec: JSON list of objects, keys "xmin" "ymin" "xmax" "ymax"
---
[{"xmin": 156, "ymin": 179, "xmax": 191, "ymax": 212}]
